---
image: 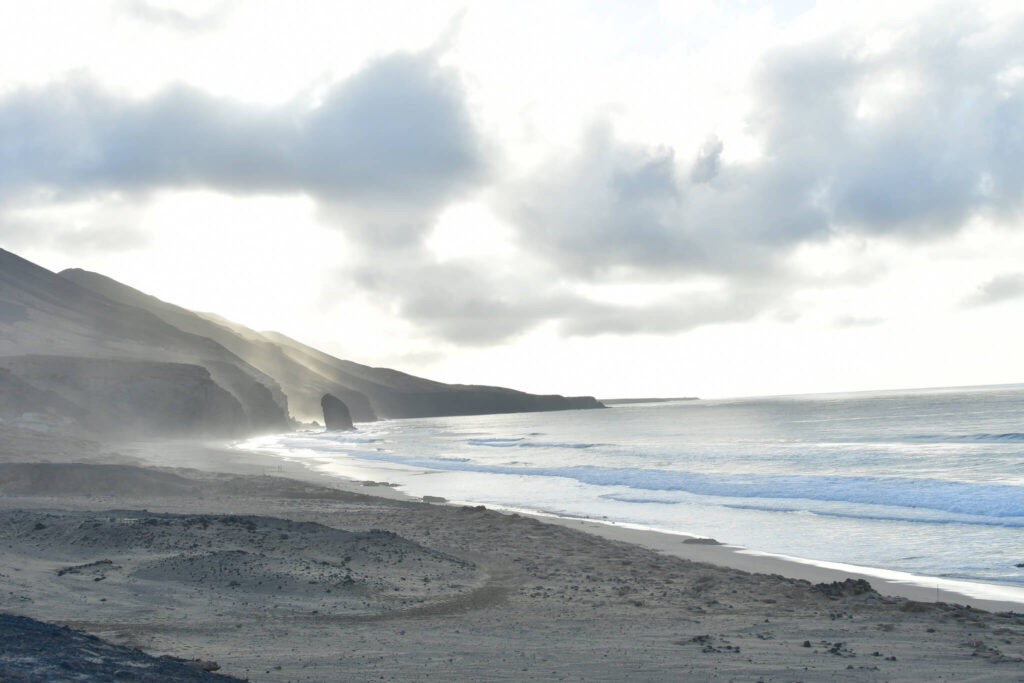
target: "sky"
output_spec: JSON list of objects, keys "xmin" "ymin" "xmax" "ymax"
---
[{"xmin": 2, "ymin": 0, "xmax": 1023, "ymax": 400}]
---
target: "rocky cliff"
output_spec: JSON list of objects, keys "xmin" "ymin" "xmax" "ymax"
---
[{"xmin": 0, "ymin": 355, "xmax": 248, "ymax": 436}]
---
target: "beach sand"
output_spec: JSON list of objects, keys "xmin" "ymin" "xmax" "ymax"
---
[{"xmin": 1, "ymin": 431, "xmax": 1023, "ymax": 681}]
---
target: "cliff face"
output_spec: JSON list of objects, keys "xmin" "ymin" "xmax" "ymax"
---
[
  {"xmin": 0, "ymin": 355, "xmax": 248, "ymax": 436},
  {"xmin": 0, "ymin": 248, "xmax": 604, "ymax": 438},
  {"xmin": 0, "ymin": 249, "xmax": 291, "ymax": 437}
]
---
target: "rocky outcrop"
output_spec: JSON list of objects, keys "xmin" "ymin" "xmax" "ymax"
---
[
  {"xmin": 321, "ymin": 393, "xmax": 354, "ymax": 431},
  {"xmin": 0, "ymin": 613, "xmax": 240, "ymax": 681}
]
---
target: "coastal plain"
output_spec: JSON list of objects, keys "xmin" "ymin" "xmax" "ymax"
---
[{"xmin": 2, "ymin": 432, "xmax": 1023, "ymax": 682}]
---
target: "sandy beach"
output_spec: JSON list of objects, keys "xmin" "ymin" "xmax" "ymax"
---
[{"xmin": 2, "ymin": 432, "xmax": 1023, "ymax": 681}]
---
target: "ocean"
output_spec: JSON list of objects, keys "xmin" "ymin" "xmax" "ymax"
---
[{"xmin": 242, "ymin": 384, "xmax": 1024, "ymax": 601}]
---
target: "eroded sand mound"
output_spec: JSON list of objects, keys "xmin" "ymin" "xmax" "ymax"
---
[{"xmin": 0, "ymin": 510, "xmax": 483, "ymax": 629}]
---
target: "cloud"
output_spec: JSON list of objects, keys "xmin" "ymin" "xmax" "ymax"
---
[
  {"xmin": 4, "ymin": 5, "xmax": 1024, "ymax": 349},
  {"xmin": 0, "ymin": 50, "xmax": 486, "ymax": 246},
  {"xmin": 965, "ymin": 273, "xmax": 1024, "ymax": 307},
  {"xmin": 833, "ymin": 315, "xmax": 884, "ymax": 328},
  {"xmin": 323, "ymin": 5, "xmax": 1024, "ymax": 347},
  {"xmin": 501, "ymin": 122, "xmax": 826, "ymax": 282},
  {"xmin": 743, "ymin": 9, "xmax": 1024, "ymax": 238},
  {"xmin": 558, "ymin": 284, "xmax": 779, "ymax": 337},
  {"xmin": 502, "ymin": 124, "xmax": 700, "ymax": 279},
  {"xmin": 348, "ymin": 258, "xmax": 572, "ymax": 345},
  {"xmin": 0, "ymin": 214, "xmax": 149, "ymax": 253},
  {"xmin": 53, "ymin": 225, "xmax": 150, "ymax": 252},
  {"xmin": 346, "ymin": 250, "xmax": 781, "ymax": 345},
  {"xmin": 689, "ymin": 136, "xmax": 723, "ymax": 184},
  {"xmin": 118, "ymin": 0, "xmax": 235, "ymax": 33},
  {"xmin": 0, "ymin": 193, "xmax": 149, "ymax": 252},
  {"xmin": 507, "ymin": 10, "xmax": 1024, "ymax": 277},
  {"xmin": 474, "ymin": 7, "xmax": 1024, "ymax": 340}
]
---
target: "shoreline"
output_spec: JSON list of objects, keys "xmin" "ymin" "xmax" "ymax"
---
[
  {"xmin": 208, "ymin": 437, "xmax": 1024, "ymax": 614},
  {"xmin": 5, "ymin": 432, "xmax": 1024, "ymax": 680},
  {"xmin": 517, "ymin": 510, "xmax": 1024, "ymax": 614}
]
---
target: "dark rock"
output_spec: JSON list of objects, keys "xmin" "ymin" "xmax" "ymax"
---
[
  {"xmin": 321, "ymin": 393, "xmax": 354, "ymax": 431},
  {"xmin": 0, "ymin": 613, "xmax": 240, "ymax": 680},
  {"xmin": 811, "ymin": 578, "xmax": 876, "ymax": 599}
]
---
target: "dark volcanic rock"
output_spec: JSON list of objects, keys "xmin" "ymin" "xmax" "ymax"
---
[
  {"xmin": 0, "ymin": 613, "xmax": 241, "ymax": 681},
  {"xmin": 321, "ymin": 393, "xmax": 355, "ymax": 431}
]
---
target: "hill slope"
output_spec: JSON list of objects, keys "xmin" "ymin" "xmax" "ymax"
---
[{"xmin": 0, "ymin": 248, "xmax": 602, "ymax": 436}]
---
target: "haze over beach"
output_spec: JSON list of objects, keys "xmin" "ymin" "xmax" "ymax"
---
[{"xmin": 2, "ymin": 1, "xmax": 1024, "ymax": 681}]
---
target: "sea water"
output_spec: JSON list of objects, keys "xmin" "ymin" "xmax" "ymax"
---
[{"xmin": 242, "ymin": 384, "xmax": 1024, "ymax": 596}]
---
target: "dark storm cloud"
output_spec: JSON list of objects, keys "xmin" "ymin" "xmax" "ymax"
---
[{"xmin": 0, "ymin": 51, "xmax": 486, "ymax": 245}]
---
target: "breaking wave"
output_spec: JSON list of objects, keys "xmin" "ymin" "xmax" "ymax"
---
[{"xmin": 345, "ymin": 451, "xmax": 1024, "ymax": 522}]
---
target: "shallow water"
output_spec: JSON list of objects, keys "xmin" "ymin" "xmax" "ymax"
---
[{"xmin": 243, "ymin": 384, "xmax": 1024, "ymax": 590}]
